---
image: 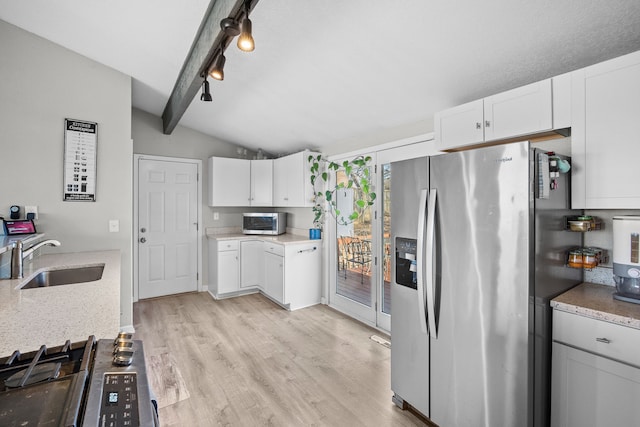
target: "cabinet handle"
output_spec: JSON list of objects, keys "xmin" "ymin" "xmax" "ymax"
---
[
  {"xmin": 298, "ymin": 247, "xmax": 317, "ymax": 253},
  {"xmin": 595, "ymin": 337, "xmax": 611, "ymax": 344},
  {"xmin": 485, "ymin": 120, "xmax": 491, "ymax": 128},
  {"xmin": 475, "ymin": 122, "xmax": 481, "ymax": 130}
]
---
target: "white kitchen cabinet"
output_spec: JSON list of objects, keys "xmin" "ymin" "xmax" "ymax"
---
[
  {"xmin": 264, "ymin": 243, "xmax": 284, "ymax": 303},
  {"xmin": 283, "ymin": 242, "xmax": 322, "ymax": 310},
  {"xmin": 263, "ymin": 241, "xmax": 321, "ymax": 310},
  {"xmin": 210, "ymin": 239, "xmax": 240, "ymax": 296},
  {"xmin": 208, "ymin": 157, "xmax": 251, "ymax": 206},
  {"xmin": 273, "ymin": 151, "xmax": 319, "ymax": 207},
  {"xmin": 250, "ymin": 159, "xmax": 273, "ymax": 206},
  {"xmin": 240, "ymin": 240, "xmax": 263, "ymax": 289},
  {"xmin": 435, "ymin": 78, "xmax": 569, "ymax": 151},
  {"xmin": 551, "ymin": 310, "xmax": 640, "ymax": 426},
  {"xmin": 434, "ymin": 99, "xmax": 485, "ymax": 149},
  {"xmin": 571, "ymin": 50, "xmax": 640, "ymax": 209}
]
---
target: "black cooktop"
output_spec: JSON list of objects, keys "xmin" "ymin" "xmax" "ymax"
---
[{"xmin": 0, "ymin": 337, "xmax": 96, "ymax": 426}]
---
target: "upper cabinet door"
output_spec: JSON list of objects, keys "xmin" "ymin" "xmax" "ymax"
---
[
  {"xmin": 435, "ymin": 99, "xmax": 484, "ymax": 151},
  {"xmin": 483, "ymin": 79, "xmax": 552, "ymax": 141},
  {"xmin": 208, "ymin": 157, "xmax": 251, "ymax": 206},
  {"xmin": 434, "ymin": 79, "xmax": 555, "ymax": 151},
  {"xmin": 571, "ymin": 50, "xmax": 640, "ymax": 209},
  {"xmin": 273, "ymin": 152, "xmax": 318, "ymax": 207},
  {"xmin": 250, "ymin": 159, "xmax": 273, "ymax": 206},
  {"xmin": 273, "ymin": 155, "xmax": 291, "ymax": 206}
]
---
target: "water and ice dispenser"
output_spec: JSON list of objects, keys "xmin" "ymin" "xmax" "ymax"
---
[
  {"xmin": 395, "ymin": 237, "xmax": 417, "ymax": 289},
  {"xmin": 613, "ymin": 216, "xmax": 640, "ymax": 304}
]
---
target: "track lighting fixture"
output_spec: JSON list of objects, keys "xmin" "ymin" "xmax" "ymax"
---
[
  {"xmin": 220, "ymin": 17, "xmax": 240, "ymax": 36},
  {"xmin": 237, "ymin": 1, "xmax": 255, "ymax": 52},
  {"xmin": 209, "ymin": 52, "xmax": 226, "ymax": 81},
  {"xmin": 200, "ymin": 76, "xmax": 212, "ymax": 102},
  {"xmin": 200, "ymin": 2, "xmax": 257, "ymax": 103}
]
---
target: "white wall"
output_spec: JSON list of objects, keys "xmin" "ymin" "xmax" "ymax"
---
[
  {"xmin": 0, "ymin": 20, "xmax": 133, "ymax": 327},
  {"xmin": 319, "ymin": 117, "xmax": 434, "ymax": 157}
]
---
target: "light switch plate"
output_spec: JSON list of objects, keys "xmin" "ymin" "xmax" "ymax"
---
[
  {"xmin": 213, "ymin": 212, "xmax": 220, "ymax": 220},
  {"xmin": 109, "ymin": 219, "xmax": 119, "ymax": 233}
]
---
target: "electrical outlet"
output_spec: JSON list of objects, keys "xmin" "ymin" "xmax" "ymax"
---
[
  {"xmin": 109, "ymin": 219, "xmax": 119, "ymax": 233},
  {"xmin": 25, "ymin": 205, "xmax": 38, "ymax": 219},
  {"xmin": 213, "ymin": 212, "xmax": 220, "ymax": 220}
]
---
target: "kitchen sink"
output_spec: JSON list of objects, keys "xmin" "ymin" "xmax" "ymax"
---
[{"xmin": 20, "ymin": 265, "xmax": 105, "ymax": 289}]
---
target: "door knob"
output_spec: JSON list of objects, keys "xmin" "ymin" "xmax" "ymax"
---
[
  {"xmin": 140, "ymin": 227, "xmax": 146, "ymax": 233},
  {"xmin": 140, "ymin": 237, "xmax": 146, "ymax": 243}
]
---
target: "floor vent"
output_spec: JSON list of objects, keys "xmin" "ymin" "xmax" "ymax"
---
[{"xmin": 370, "ymin": 335, "xmax": 391, "ymax": 348}]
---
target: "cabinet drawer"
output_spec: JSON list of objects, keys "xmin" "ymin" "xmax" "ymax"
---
[
  {"xmin": 216, "ymin": 240, "xmax": 239, "ymax": 251},
  {"xmin": 264, "ymin": 242, "xmax": 284, "ymax": 256},
  {"xmin": 553, "ymin": 310, "xmax": 640, "ymax": 367}
]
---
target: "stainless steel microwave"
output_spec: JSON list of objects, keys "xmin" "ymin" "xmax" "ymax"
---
[{"xmin": 242, "ymin": 212, "xmax": 287, "ymax": 235}]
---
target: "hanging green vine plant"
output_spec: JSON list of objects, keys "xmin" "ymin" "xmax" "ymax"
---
[{"xmin": 308, "ymin": 154, "xmax": 376, "ymax": 228}]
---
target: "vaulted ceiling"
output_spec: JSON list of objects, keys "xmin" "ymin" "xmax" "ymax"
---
[{"xmin": 1, "ymin": 1, "xmax": 640, "ymax": 155}]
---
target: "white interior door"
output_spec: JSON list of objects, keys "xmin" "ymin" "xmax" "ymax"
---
[{"xmin": 138, "ymin": 158, "xmax": 198, "ymax": 299}]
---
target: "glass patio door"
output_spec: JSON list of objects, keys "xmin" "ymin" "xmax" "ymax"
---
[
  {"xmin": 328, "ymin": 140, "xmax": 434, "ymax": 332},
  {"xmin": 329, "ymin": 152, "xmax": 388, "ymax": 329}
]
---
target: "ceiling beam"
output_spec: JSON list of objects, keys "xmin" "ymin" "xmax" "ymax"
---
[{"xmin": 161, "ymin": 0, "xmax": 257, "ymax": 135}]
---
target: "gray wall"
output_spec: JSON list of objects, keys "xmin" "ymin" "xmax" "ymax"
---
[
  {"xmin": 132, "ymin": 108, "xmax": 319, "ymax": 284},
  {"xmin": 0, "ymin": 20, "xmax": 133, "ymax": 326},
  {"xmin": 132, "ymin": 108, "xmax": 256, "ymax": 285},
  {"xmin": 133, "ymin": 107, "xmax": 251, "ymax": 226}
]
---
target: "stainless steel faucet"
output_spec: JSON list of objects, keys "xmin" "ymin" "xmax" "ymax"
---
[{"xmin": 11, "ymin": 239, "xmax": 61, "ymax": 279}]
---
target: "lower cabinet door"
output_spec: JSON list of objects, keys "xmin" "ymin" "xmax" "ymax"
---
[
  {"xmin": 551, "ymin": 341, "xmax": 640, "ymax": 427},
  {"xmin": 240, "ymin": 240, "xmax": 263, "ymax": 289},
  {"xmin": 264, "ymin": 252, "xmax": 284, "ymax": 303},
  {"xmin": 217, "ymin": 250, "xmax": 239, "ymax": 294}
]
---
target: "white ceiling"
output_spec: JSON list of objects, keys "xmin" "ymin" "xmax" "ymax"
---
[{"xmin": 1, "ymin": 0, "xmax": 640, "ymax": 155}]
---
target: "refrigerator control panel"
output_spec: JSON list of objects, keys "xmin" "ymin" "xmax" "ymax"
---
[{"xmin": 395, "ymin": 237, "xmax": 417, "ymax": 289}]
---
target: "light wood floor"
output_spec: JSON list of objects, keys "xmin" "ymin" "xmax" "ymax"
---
[{"xmin": 133, "ymin": 292, "xmax": 426, "ymax": 426}]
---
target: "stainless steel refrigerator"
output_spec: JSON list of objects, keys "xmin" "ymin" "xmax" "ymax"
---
[{"xmin": 390, "ymin": 141, "xmax": 582, "ymax": 427}]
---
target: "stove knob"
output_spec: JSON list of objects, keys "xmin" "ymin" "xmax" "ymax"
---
[
  {"xmin": 113, "ymin": 339, "xmax": 134, "ymax": 354},
  {"xmin": 113, "ymin": 349, "xmax": 134, "ymax": 366},
  {"xmin": 114, "ymin": 332, "xmax": 133, "ymax": 345}
]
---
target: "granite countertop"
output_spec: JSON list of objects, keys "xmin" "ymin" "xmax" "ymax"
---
[
  {"xmin": 551, "ymin": 282, "xmax": 640, "ymax": 329},
  {"xmin": 0, "ymin": 250, "xmax": 121, "ymax": 355},
  {"xmin": 207, "ymin": 232, "xmax": 320, "ymax": 245}
]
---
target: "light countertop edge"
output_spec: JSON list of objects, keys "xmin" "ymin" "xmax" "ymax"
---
[
  {"xmin": 551, "ymin": 282, "xmax": 640, "ymax": 330},
  {"xmin": 0, "ymin": 250, "xmax": 121, "ymax": 355},
  {"xmin": 207, "ymin": 232, "xmax": 321, "ymax": 245}
]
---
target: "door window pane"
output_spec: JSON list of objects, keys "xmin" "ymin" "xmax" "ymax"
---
[
  {"xmin": 381, "ymin": 163, "xmax": 391, "ymax": 314},
  {"xmin": 335, "ymin": 171, "xmax": 373, "ymax": 307}
]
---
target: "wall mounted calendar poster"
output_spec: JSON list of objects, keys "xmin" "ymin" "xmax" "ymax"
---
[{"xmin": 63, "ymin": 119, "xmax": 97, "ymax": 201}]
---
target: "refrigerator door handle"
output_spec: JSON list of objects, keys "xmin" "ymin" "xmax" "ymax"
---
[
  {"xmin": 425, "ymin": 188, "xmax": 438, "ymax": 338},
  {"xmin": 416, "ymin": 188, "xmax": 429, "ymax": 334}
]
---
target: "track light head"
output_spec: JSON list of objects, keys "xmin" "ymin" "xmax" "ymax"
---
[
  {"xmin": 200, "ymin": 77, "xmax": 212, "ymax": 102},
  {"xmin": 237, "ymin": 17, "xmax": 254, "ymax": 52},
  {"xmin": 220, "ymin": 18, "xmax": 240, "ymax": 36},
  {"xmin": 209, "ymin": 53, "xmax": 226, "ymax": 81}
]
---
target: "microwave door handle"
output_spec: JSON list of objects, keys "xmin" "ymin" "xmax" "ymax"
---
[
  {"xmin": 416, "ymin": 189, "xmax": 429, "ymax": 334},
  {"xmin": 425, "ymin": 188, "xmax": 437, "ymax": 339}
]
